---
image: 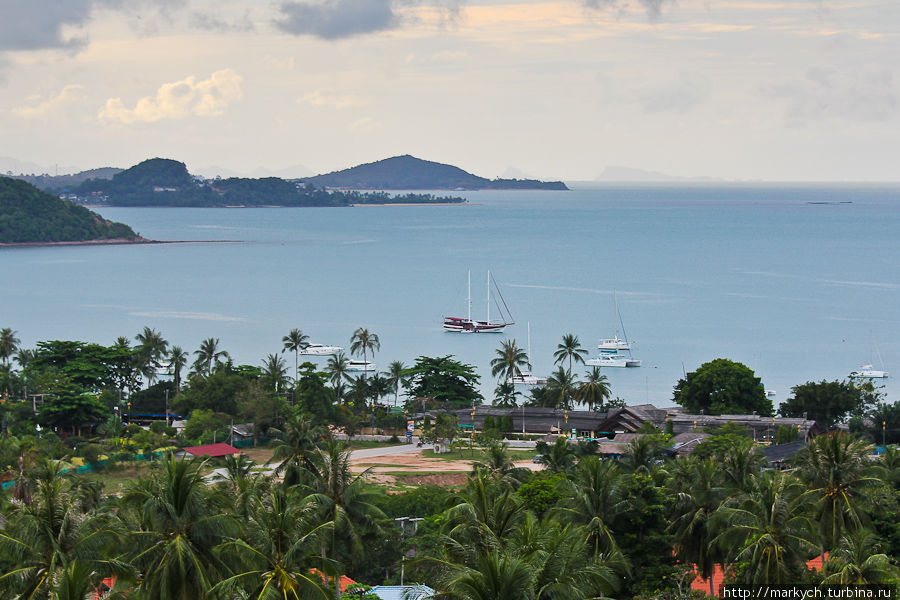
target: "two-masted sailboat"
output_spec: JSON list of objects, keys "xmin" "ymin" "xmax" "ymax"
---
[{"xmin": 443, "ymin": 270, "xmax": 515, "ymax": 333}]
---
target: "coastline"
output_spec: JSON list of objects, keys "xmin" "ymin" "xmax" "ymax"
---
[
  {"xmin": 350, "ymin": 202, "xmax": 477, "ymax": 207},
  {"xmin": 0, "ymin": 238, "xmax": 240, "ymax": 248}
]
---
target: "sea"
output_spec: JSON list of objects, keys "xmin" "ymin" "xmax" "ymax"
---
[{"xmin": 2, "ymin": 183, "xmax": 899, "ymax": 410}]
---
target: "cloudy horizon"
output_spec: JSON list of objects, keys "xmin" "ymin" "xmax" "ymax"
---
[{"xmin": 1, "ymin": 0, "xmax": 898, "ymax": 182}]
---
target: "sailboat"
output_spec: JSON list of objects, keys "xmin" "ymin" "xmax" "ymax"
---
[
  {"xmin": 509, "ymin": 323, "xmax": 547, "ymax": 385},
  {"xmin": 443, "ymin": 270, "xmax": 515, "ymax": 333},
  {"xmin": 850, "ymin": 336, "xmax": 889, "ymax": 378},
  {"xmin": 588, "ymin": 290, "xmax": 641, "ymax": 367}
]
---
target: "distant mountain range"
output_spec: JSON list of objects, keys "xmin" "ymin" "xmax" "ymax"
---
[{"xmin": 302, "ymin": 155, "xmax": 569, "ymax": 190}]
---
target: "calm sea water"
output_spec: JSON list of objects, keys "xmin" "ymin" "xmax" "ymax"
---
[{"xmin": 3, "ymin": 184, "xmax": 899, "ymax": 408}]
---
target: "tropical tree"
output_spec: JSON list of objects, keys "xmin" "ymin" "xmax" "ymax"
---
[
  {"xmin": 135, "ymin": 326, "xmax": 168, "ymax": 387},
  {"xmin": 445, "ymin": 468, "xmax": 528, "ymax": 552},
  {"xmin": 168, "ymin": 345, "xmax": 188, "ymax": 390},
  {"xmin": 554, "ymin": 456, "xmax": 623, "ymax": 555},
  {"xmin": 575, "ymin": 367, "xmax": 611, "ymax": 411},
  {"xmin": 535, "ymin": 437, "xmax": 578, "ymax": 474},
  {"xmin": 552, "ymin": 333, "xmax": 588, "ymax": 375},
  {"xmin": 327, "ymin": 351, "xmax": 352, "ymax": 403},
  {"xmin": 262, "ymin": 352, "xmax": 289, "ymax": 394},
  {"xmin": 620, "ymin": 436, "xmax": 665, "ymax": 475},
  {"xmin": 0, "ymin": 327, "xmax": 20, "ymax": 367},
  {"xmin": 544, "ymin": 366, "xmax": 577, "ymax": 411},
  {"xmin": 271, "ymin": 412, "xmax": 324, "ymax": 487},
  {"xmin": 490, "ymin": 339, "xmax": 529, "ymax": 383},
  {"xmin": 791, "ymin": 431, "xmax": 879, "ymax": 553},
  {"xmin": 821, "ymin": 530, "xmax": 900, "ymax": 585},
  {"xmin": 282, "ymin": 328, "xmax": 310, "ymax": 383},
  {"xmin": 122, "ymin": 455, "xmax": 238, "ymax": 599},
  {"xmin": 193, "ymin": 337, "xmax": 230, "ymax": 377},
  {"xmin": 349, "ymin": 327, "xmax": 380, "ymax": 382},
  {"xmin": 493, "ymin": 381, "xmax": 520, "ymax": 408},
  {"xmin": 712, "ymin": 470, "xmax": 819, "ymax": 585},
  {"xmin": 384, "ymin": 360, "xmax": 407, "ymax": 407},
  {"xmin": 673, "ymin": 358, "xmax": 773, "ymax": 416}
]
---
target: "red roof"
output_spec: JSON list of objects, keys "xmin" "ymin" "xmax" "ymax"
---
[
  {"xmin": 690, "ymin": 554, "xmax": 829, "ymax": 596},
  {"xmin": 183, "ymin": 443, "xmax": 241, "ymax": 458},
  {"xmin": 310, "ymin": 569, "xmax": 357, "ymax": 592}
]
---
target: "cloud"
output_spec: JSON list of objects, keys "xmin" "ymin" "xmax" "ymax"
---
[
  {"xmin": 98, "ymin": 68, "xmax": 243, "ymax": 124},
  {"xmin": 0, "ymin": 0, "xmax": 93, "ymax": 52},
  {"xmin": 299, "ymin": 89, "xmax": 363, "ymax": 108},
  {"xmin": 640, "ymin": 71, "xmax": 711, "ymax": 113},
  {"xmin": 275, "ymin": 0, "xmax": 398, "ymax": 39},
  {"xmin": 581, "ymin": 0, "xmax": 675, "ymax": 21},
  {"xmin": 188, "ymin": 8, "xmax": 255, "ymax": 32},
  {"xmin": 763, "ymin": 67, "xmax": 898, "ymax": 125},
  {"xmin": 13, "ymin": 85, "xmax": 85, "ymax": 118}
]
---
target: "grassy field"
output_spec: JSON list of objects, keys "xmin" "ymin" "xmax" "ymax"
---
[
  {"xmin": 422, "ymin": 448, "xmax": 538, "ymax": 462},
  {"xmin": 346, "ymin": 440, "xmax": 408, "ymax": 450}
]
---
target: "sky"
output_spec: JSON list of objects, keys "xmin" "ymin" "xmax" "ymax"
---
[{"xmin": 0, "ymin": 0, "xmax": 898, "ymax": 181}]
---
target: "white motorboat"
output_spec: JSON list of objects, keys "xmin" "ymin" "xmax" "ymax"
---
[
  {"xmin": 598, "ymin": 336, "xmax": 630, "ymax": 353},
  {"xmin": 347, "ymin": 360, "xmax": 376, "ymax": 372},
  {"xmin": 299, "ymin": 343, "xmax": 343, "ymax": 356},
  {"xmin": 444, "ymin": 270, "xmax": 514, "ymax": 333},
  {"xmin": 850, "ymin": 364, "xmax": 889, "ymax": 379},
  {"xmin": 509, "ymin": 373, "xmax": 549, "ymax": 385},
  {"xmin": 586, "ymin": 354, "xmax": 628, "ymax": 368}
]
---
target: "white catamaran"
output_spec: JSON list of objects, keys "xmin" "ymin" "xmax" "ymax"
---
[
  {"xmin": 443, "ymin": 270, "xmax": 515, "ymax": 333},
  {"xmin": 590, "ymin": 291, "xmax": 641, "ymax": 368}
]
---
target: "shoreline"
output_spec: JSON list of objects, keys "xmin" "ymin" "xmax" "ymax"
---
[
  {"xmin": 350, "ymin": 202, "xmax": 477, "ymax": 207},
  {"xmin": 0, "ymin": 238, "xmax": 241, "ymax": 249}
]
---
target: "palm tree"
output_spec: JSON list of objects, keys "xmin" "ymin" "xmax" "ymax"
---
[
  {"xmin": 821, "ymin": 530, "xmax": 900, "ymax": 585},
  {"xmin": 666, "ymin": 457, "xmax": 726, "ymax": 596},
  {"xmin": 123, "ymin": 455, "xmax": 238, "ymax": 599},
  {"xmin": 493, "ymin": 381, "xmax": 520, "ymax": 408},
  {"xmin": 282, "ymin": 328, "xmax": 310, "ymax": 384},
  {"xmin": 545, "ymin": 366, "xmax": 578, "ymax": 411},
  {"xmin": 168, "ymin": 345, "xmax": 188, "ymax": 390},
  {"xmin": 575, "ymin": 367, "xmax": 611, "ymax": 411},
  {"xmin": 620, "ymin": 436, "xmax": 664, "ymax": 475},
  {"xmin": 327, "ymin": 351, "xmax": 352, "ymax": 403},
  {"xmin": 719, "ymin": 438, "xmax": 767, "ymax": 493},
  {"xmin": 135, "ymin": 326, "xmax": 168, "ymax": 387},
  {"xmin": 262, "ymin": 352, "xmax": 289, "ymax": 393},
  {"xmin": 552, "ymin": 333, "xmax": 587, "ymax": 375},
  {"xmin": 0, "ymin": 327, "xmax": 20, "ymax": 367},
  {"xmin": 792, "ymin": 431, "xmax": 879, "ymax": 554},
  {"xmin": 536, "ymin": 437, "xmax": 578, "ymax": 474},
  {"xmin": 490, "ymin": 339, "xmax": 529, "ymax": 383},
  {"xmin": 437, "ymin": 551, "xmax": 536, "ymax": 600},
  {"xmin": 271, "ymin": 412, "xmax": 324, "ymax": 487},
  {"xmin": 385, "ymin": 360, "xmax": 407, "ymax": 406},
  {"xmin": 712, "ymin": 470, "xmax": 819, "ymax": 585},
  {"xmin": 349, "ymin": 327, "xmax": 380, "ymax": 381},
  {"xmin": 445, "ymin": 468, "xmax": 527, "ymax": 552},
  {"xmin": 193, "ymin": 337, "xmax": 230, "ymax": 376},
  {"xmin": 472, "ymin": 442, "xmax": 520, "ymax": 487},
  {"xmin": 554, "ymin": 457, "xmax": 623, "ymax": 555}
]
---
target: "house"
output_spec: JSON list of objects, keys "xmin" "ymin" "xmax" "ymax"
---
[
  {"xmin": 179, "ymin": 442, "xmax": 241, "ymax": 459},
  {"xmin": 760, "ymin": 440, "xmax": 807, "ymax": 468}
]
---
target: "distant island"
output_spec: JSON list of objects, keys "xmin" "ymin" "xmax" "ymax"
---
[
  {"xmin": 302, "ymin": 155, "xmax": 569, "ymax": 190},
  {"xmin": 63, "ymin": 158, "xmax": 467, "ymax": 207},
  {"xmin": 0, "ymin": 177, "xmax": 143, "ymax": 245}
]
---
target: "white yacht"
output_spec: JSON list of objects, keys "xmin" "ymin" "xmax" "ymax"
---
[
  {"xmin": 347, "ymin": 360, "xmax": 376, "ymax": 372},
  {"xmin": 850, "ymin": 365, "xmax": 889, "ymax": 379},
  {"xmin": 586, "ymin": 354, "xmax": 628, "ymax": 368},
  {"xmin": 299, "ymin": 343, "xmax": 343, "ymax": 355},
  {"xmin": 598, "ymin": 336, "xmax": 630, "ymax": 353}
]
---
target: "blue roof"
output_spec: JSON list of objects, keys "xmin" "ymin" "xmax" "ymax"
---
[{"xmin": 369, "ymin": 585, "xmax": 435, "ymax": 600}]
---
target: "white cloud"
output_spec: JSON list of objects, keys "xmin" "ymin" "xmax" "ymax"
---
[
  {"xmin": 12, "ymin": 84, "xmax": 85, "ymax": 118},
  {"xmin": 299, "ymin": 89, "xmax": 363, "ymax": 108},
  {"xmin": 98, "ymin": 68, "xmax": 242, "ymax": 124}
]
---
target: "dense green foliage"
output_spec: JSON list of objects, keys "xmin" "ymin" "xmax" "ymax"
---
[
  {"xmin": 673, "ymin": 358, "xmax": 773, "ymax": 416},
  {"xmin": 0, "ymin": 177, "xmax": 138, "ymax": 243},
  {"xmin": 780, "ymin": 379, "xmax": 876, "ymax": 427}
]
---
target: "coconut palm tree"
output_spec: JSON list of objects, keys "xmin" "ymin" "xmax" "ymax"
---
[
  {"xmin": 554, "ymin": 457, "xmax": 624, "ymax": 555},
  {"xmin": 271, "ymin": 413, "xmax": 324, "ymax": 487},
  {"xmin": 490, "ymin": 339, "xmax": 530, "ymax": 383},
  {"xmin": 349, "ymin": 327, "xmax": 380, "ymax": 382},
  {"xmin": 437, "ymin": 551, "xmax": 536, "ymax": 600},
  {"xmin": 135, "ymin": 326, "xmax": 168, "ymax": 387},
  {"xmin": 168, "ymin": 345, "xmax": 188, "ymax": 391},
  {"xmin": 536, "ymin": 437, "xmax": 578, "ymax": 474},
  {"xmin": 552, "ymin": 333, "xmax": 588, "ymax": 376},
  {"xmin": 282, "ymin": 328, "xmax": 310, "ymax": 384},
  {"xmin": 471, "ymin": 442, "xmax": 520, "ymax": 488},
  {"xmin": 445, "ymin": 468, "xmax": 528, "ymax": 552},
  {"xmin": 123, "ymin": 455, "xmax": 238, "ymax": 599},
  {"xmin": 0, "ymin": 327, "xmax": 20, "ymax": 367},
  {"xmin": 385, "ymin": 360, "xmax": 407, "ymax": 406},
  {"xmin": 620, "ymin": 436, "xmax": 664, "ymax": 475},
  {"xmin": 821, "ymin": 530, "xmax": 900, "ymax": 585},
  {"xmin": 493, "ymin": 381, "xmax": 520, "ymax": 408},
  {"xmin": 575, "ymin": 367, "xmax": 611, "ymax": 411},
  {"xmin": 545, "ymin": 366, "xmax": 578, "ymax": 411},
  {"xmin": 262, "ymin": 352, "xmax": 289, "ymax": 394},
  {"xmin": 666, "ymin": 457, "xmax": 726, "ymax": 596},
  {"xmin": 792, "ymin": 431, "xmax": 879, "ymax": 554},
  {"xmin": 327, "ymin": 352, "xmax": 352, "ymax": 403},
  {"xmin": 193, "ymin": 337, "xmax": 230, "ymax": 377},
  {"xmin": 712, "ymin": 470, "xmax": 819, "ymax": 585}
]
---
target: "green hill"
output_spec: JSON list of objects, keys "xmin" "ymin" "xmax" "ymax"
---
[
  {"xmin": 302, "ymin": 155, "xmax": 569, "ymax": 190},
  {"xmin": 0, "ymin": 177, "xmax": 140, "ymax": 244}
]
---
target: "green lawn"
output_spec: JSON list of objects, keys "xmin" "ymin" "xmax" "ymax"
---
[{"xmin": 346, "ymin": 440, "xmax": 408, "ymax": 450}]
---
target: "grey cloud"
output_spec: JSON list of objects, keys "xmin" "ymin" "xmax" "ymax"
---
[
  {"xmin": 189, "ymin": 10, "xmax": 255, "ymax": 33},
  {"xmin": 582, "ymin": 0, "xmax": 674, "ymax": 21},
  {"xmin": 275, "ymin": 0, "xmax": 397, "ymax": 40},
  {"xmin": 0, "ymin": 0, "xmax": 93, "ymax": 52},
  {"xmin": 764, "ymin": 67, "xmax": 898, "ymax": 125},
  {"xmin": 641, "ymin": 71, "xmax": 710, "ymax": 113}
]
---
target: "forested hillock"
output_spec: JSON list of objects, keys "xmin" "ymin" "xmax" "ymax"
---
[{"xmin": 0, "ymin": 177, "xmax": 139, "ymax": 243}]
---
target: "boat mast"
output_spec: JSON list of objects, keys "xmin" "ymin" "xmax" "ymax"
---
[
  {"xmin": 527, "ymin": 322, "xmax": 533, "ymax": 371},
  {"xmin": 615, "ymin": 290, "xmax": 632, "ymax": 355},
  {"xmin": 467, "ymin": 270, "xmax": 472, "ymax": 323},
  {"xmin": 487, "ymin": 270, "xmax": 491, "ymax": 324}
]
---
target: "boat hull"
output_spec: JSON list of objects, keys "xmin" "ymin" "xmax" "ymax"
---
[
  {"xmin": 586, "ymin": 356, "xmax": 628, "ymax": 368},
  {"xmin": 443, "ymin": 317, "xmax": 511, "ymax": 333}
]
